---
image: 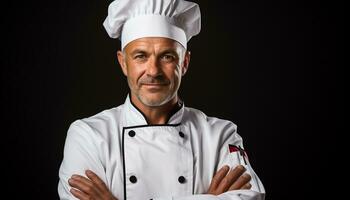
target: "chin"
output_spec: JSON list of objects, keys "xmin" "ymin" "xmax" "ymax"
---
[{"xmin": 139, "ymin": 93, "xmax": 173, "ymax": 107}]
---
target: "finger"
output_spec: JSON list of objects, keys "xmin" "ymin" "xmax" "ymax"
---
[
  {"xmin": 217, "ymin": 165, "xmax": 246, "ymax": 193},
  {"xmin": 70, "ymin": 188, "xmax": 89, "ymax": 200},
  {"xmin": 240, "ymin": 183, "xmax": 252, "ymax": 190},
  {"xmin": 85, "ymin": 170, "xmax": 108, "ymax": 191},
  {"xmin": 69, "ymin": 175, "xmax": 100, "ymax": 197},
  {"xmin": 208, "ymin": 165, "xmax": 230, "ymax": 193},
  {"xmin": 228, "ymin": 173, "xmax": 251, "ymax": 190}
]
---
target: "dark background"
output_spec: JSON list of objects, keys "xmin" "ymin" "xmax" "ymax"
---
[{"xmin": 1, "ymin": 0, "xmax": 344, "ymax": 199}]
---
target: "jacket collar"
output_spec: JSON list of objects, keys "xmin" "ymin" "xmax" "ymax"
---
[{"xmin": 123, "ymin": 95, "xmax": 184, "ymax": 127}]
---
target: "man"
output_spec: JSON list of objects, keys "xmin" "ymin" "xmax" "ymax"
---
[{"xmin": 58, "ymin": 0, "xmax": 265, "ymax": 199}]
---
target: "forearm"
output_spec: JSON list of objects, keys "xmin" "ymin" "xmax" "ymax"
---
[{"xmin": 153, "ymin": 190, "xmax": 265, "ymax": 200}]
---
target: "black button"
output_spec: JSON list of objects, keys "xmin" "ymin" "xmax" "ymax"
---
[
  {"xmin": 179, "ymin": 131, "xmax": 185, "ymax": 138},
  {"xmin": 178, "ymin": 176, "xmax": 186, "ymax": 183},
  {"xmin": 129, "ymin": 175, "xmax": 137, "ymax": 183},
  {"xmin": 128, "ymin": 130, "xmax": 136, "ymax": 137}
]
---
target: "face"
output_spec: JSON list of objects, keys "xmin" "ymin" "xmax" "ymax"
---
[{"xmin": 117, "ymin": 37, "xmax": 190, "ymax": 107}]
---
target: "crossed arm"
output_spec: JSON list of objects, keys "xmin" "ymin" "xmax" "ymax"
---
[{"xmin": 68, "ymin": 165, "xmax": 252, "ymax": 200}]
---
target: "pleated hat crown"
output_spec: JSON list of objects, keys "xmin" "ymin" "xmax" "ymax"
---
[{"xmin": 103, "ymin": 0, "xmax": 201, "ymax": 49}]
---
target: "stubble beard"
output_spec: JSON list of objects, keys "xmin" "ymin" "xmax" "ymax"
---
[
  {"xmin": 128, "ymin": 78, "xmax": 178, "ymax": 107},
  {"xmin": 137, "ymin": 90, "xmax": 176, "ymax": 107}
]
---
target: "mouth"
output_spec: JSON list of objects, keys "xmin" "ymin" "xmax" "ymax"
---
[
  {"xmin": 142, "ymin": 83, "xmax": 167, "ymax": 86},
  {"xmin": 140, "ymin": 83, "xmax": 169, "ymax": 91},
  {"xmin": 142, "ymin": 83, "xmax": 167, "ymax": 87}
]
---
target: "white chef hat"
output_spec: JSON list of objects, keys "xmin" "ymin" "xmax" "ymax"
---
[{"xmin": 103, "ymin": 0, "xmax": 201, "ymax": 50}]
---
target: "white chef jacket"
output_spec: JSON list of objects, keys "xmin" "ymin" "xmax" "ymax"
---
[{"xmin": 58, "ymin": 96, "xmax": 265, "ymax": 200}]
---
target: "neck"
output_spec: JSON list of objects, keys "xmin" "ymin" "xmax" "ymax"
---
[{"xmin": 130, "ymin": 94, "xmax": 179, "ymax": 125}]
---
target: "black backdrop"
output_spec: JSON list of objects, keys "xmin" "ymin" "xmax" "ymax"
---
[{"xmin": 1, "ymin": 0, "xmax": 344, "ymax": 199}]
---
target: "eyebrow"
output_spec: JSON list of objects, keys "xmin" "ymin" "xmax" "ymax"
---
[
  {"xmin": 129, "ymin": 48, "xmax": 179, "ymax": 56},
  {"xmin": 130, "ymin": 49, "xmax": 148, "ymax": 55},
  {"xmin": 159, "ymin": 49, "xmax": 178, "ymax": 55}
]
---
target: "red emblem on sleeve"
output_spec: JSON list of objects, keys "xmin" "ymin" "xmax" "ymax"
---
[{"xmin": 229, "ymin": 144, "xmax": 248, "ymax": 165}]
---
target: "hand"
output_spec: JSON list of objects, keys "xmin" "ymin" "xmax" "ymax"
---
[
  {"xmin": 207, "ymin": 165, "xmax": 252, "ymax": 195},
  {"xmin": 68, "ymin": 170, "xmax": 118, "ymax": 200}
]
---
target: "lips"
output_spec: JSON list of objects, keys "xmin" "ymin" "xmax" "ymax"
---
[
  {"xmin": 140, "ymin": 81, "xmax": 170, "ymax": 90},
  {"xmin": 142, "ymin": 83, "xmax": 167, "ymax": 86},
  {"xmin": 141, "ymin": 83, "xmax": 168, "ymax": 89},
  {"xmin": 139, "ymin": 80, "xmax": 170, "ymax": 87},
  {"xmin": 139, "ymin": 76, "xmax": 170, "ymax": 86}
]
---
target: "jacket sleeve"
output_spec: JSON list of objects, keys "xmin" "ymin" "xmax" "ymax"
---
[
  {"xmin": 57, "ymin": 120, "xmax": 108, "ymax": 200},
  {"xmin": 153, "ymin": 190, "xmax": 264, "ymax": 200},
  {"xmin": 154, "ymin": 123, "xmax": 266, "ymax": 200}
]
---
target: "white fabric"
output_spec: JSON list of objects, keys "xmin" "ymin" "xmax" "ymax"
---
[
  {"xmin": 103, "ymin": 0, "xmax": 201, "ymax": 49},
  {"xmin": 58, "ymin": 96, "xmax": 265, "ymax": 200},
  {"xmin": 121, "ymin": 15, "xmax": 187, "ymax": 49}
]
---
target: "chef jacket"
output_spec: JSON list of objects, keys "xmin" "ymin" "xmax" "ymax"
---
[{"xmin": 58, "ymin": 96, "xmax": 265, "ymax": 200}]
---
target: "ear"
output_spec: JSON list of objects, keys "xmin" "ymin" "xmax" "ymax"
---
[
  {"xmin": 117, "ymin": 50, "xmax": 128, "ymax": 76},
  {"xmin": 181, "ymin": 50, "xmax": 191, "ymax": 76}
]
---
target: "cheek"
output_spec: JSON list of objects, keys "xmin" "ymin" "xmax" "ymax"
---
[
  {"xmin": 126, "ymin": 64, "xmax": 145, "ymax": 84},
  {"xmin": 174, "ymin": 65, "xmax": 182, "ymax": 79},
  {"xmin": 167, "ymin": 67, "xmax": 182, "ymax": 85}
]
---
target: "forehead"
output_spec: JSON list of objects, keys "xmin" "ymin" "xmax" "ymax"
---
[{"xmin": 124, "ymin": 37, "xmax": 183, "ymax": 52}]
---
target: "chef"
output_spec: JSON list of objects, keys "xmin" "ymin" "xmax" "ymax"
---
[{"xmin": 58, "ymin": 0, "xmax": 265, "ymax": 200}]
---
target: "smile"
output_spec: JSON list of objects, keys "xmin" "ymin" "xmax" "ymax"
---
[
  {"xmin": 141, "ymin": 83, "xmax": 168, "ymax": 86},
  {"xmin": 143, "ymin": 83, "xmax": 166, "ymax": 86},
  {"xmin": 141, "ymin": 84, "xmax": 168, "ymax": 91}
]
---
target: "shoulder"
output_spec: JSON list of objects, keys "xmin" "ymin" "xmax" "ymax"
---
[
  {"xmin": 183, "ymin": 106, "xmax": 237, "ymax": 131},
  {"xmin": 67, "ymin": 104, "xmax": 125, "ymax": 140},
  {"xmin": 81, "ymin": 105, "xmax": 124, "ymax": 128},
  {"xmin": 183, "ymin": 106, "xmax": 242, "ymax": 147}
]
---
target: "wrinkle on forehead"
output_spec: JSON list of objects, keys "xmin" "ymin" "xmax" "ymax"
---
[{"xmin": 124, "ymin": 37, "xmax": 183, "ymax": 54}]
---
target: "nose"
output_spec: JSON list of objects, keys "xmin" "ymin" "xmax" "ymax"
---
[{"xmin": 146, "ymin": 56, "xmax": 162, "ymax": 77}]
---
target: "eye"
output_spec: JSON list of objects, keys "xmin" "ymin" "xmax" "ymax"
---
[
  {"xmin": 161, "ymin": 54, "xmax": 175, "ymax": 62},
  {"xmin": 134, "ymin": 54, "xmax": 147, "ymax": 60}
]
